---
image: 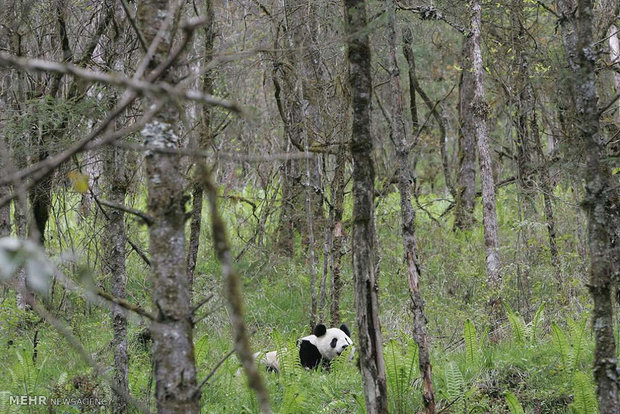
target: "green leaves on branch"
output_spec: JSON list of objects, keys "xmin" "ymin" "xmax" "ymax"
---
[{"xmin": 0, "ymin": 237, "xmax": 54, "ymax": 295}]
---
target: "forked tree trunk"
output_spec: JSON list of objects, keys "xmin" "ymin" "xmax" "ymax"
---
[
  {"xmin": 344, "ymin": 1, "xmax": 388, "ymax": 412},
  {"xmin": 387, "ymin": 2, "xmax": 435, "ymax": 411},
  {"xmin": 469, "ymin": 0, "xmax": 503, "ymax": 332},
  {"xmin": 138, "ymin": 2, "xmax": 200, "ymax": 412},
  {"xmin": 557, "ymin": 0, "xmax": 620, "ymax": 411}
]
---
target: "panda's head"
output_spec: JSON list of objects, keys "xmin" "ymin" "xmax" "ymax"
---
[{"xmin": 297, "ymin": 323, "xmax": 353, "ymax": 369}]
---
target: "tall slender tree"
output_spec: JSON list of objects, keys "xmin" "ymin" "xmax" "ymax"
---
[
  {"xmin": 557, "ymin": 0, "xmax": 620, "ymax": 410},
  {"xmin": 344, "ymin": 0, "xmax": 388, "ymax": 412},
  {"xmin": 387, "ymin": 3, "xmax": 436, "ymax": 411},
  {"xmin": 469, "ymin": 0, "xmax": 503, "ymax": 332},
  {"xmin": 138, "ymin": 1, "xmax": 200, "ymax": 412}
]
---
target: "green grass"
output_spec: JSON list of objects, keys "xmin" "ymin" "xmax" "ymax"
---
[{"xmin": 0, "ymin": 185, "xmax": 603, "ymax": 413}]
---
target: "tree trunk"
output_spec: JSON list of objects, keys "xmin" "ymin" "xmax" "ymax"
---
[
  {"xmin": 102, "ymin": 145, "xmax": 129, "ymax": 414},
  {"xmin": 469, "ymin": 0, "xmax": 503, "ymax": 332},
  {"xmin": 329, "ymin": 144, "xmax": 347, "ymax": 326},
  {"xmin": 387, "ymin": 2, "xmax": 436, "ymax": 411},
  {"xmin": 186, "ymin": 0, "xmax": 215, "ymax": 294},
  {"xmin": 345, "ymin": 1, "xmax": 389, "ymax": 412},
  {"xmin": 610, "ymin": 25, "xmax": 620, "ymax": 123},
  {"xmin": 557, "ymin": 0, "xmax": 620, "ymax": 410},
  {"xmin": 453, "ymin": 36, "xmax": 477, "ymax": 231},
  {"xmin": 138, "ymin": 1, "xmax": 200, "ymax": 412}
]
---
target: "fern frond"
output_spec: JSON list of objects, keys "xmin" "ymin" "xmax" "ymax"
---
[
  {"xmin": 445, "ymin": 362, "xmax": 465, "ymax": 413},
  {"xmin": 568, "ymin": 318, "xmax": 587, "ymax": 374},
  {"xmin": 551, "ymin": 322, "xmax": 571, "ymax": 367},
  {"xmin": 505, "ymin": 391, "xmax": 525, "ymax": 414},
  {"xmin": 505, "ymin": 303, "xmax": 527, "ymax": 344},
  {"xmin": 464, "ymin": 319, "xmax": 479, "ymax": 367},
  {"xmin": 530, "ymin": 302, "xmax": 546, "ymax": 343},
  {"xmin": 570, "ymin": 372, "xmax": 598, "ymax": 414}
]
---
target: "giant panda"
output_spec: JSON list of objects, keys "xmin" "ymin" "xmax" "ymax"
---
[
  {"xmin": 297, "ymin": 323, "xmax": 353, "ymax": 370},
  {"xmin": 253, "ymin": 323, "xmax": 353, "ymax": 373}
]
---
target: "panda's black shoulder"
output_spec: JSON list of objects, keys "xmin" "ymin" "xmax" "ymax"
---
[{"xmin": 299, "ymin": 339, "xmax": 322, "ymax": 369}]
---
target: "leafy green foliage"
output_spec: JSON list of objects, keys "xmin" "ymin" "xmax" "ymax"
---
[
  {"xmin": 445, "ymin": 362, "xmax": 466, "ymax": 413},
  {"xmin": 570, "ymin": 372, "xmax": 598, "ymax": 414},
  {"xmin": 505, "ymin": 391, "xmax": 525, "ymax": 414},
  {"xmin": 505, "ymin": 302, "xmax": 545, "ymax": 345},
  {"xmin": 464, "ymin": 319, "xmax": 479, "ymax": 367},
  {"xmin": 385, "ymin": 338, "xmax": 419, "ymax": 413},
  {"xmin": 551, "ymin": 318, "xmax": 587, "ymax": 375}
]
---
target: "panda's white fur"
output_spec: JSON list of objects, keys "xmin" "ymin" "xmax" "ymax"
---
[
  {"xmin": 253, "ymin": 324, "xmax": 353, "ymax": 373},
  {"xmin": 252, "ymin": 350, "xmax": 279, "ymax": 372}
]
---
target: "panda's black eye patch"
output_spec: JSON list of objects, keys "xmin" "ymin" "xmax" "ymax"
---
[{"xmin": 330, "ymin": 338, "xmax": 338, "ymax": 348}]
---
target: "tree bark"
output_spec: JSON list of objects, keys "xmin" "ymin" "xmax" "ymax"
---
[
  {"xmin": 387, "ymin": 2, "xmax": 435, "ymax": 411},
  {"xmin": 102, "ymin": 144, "xmax": 129, "ymax": 414},
  {"xmin": 469, "ymin": 0, "xmax": 503, "ymax": 332},
  {"xmin": 186, "ymin": 0, "xmax": 215, "ymax": 294},
  {"xmin": 557, "ymin": 0, "xmax": 620, "ymax": 411},
  {"xmin": 138, "ymin": 1, "xmax": 200, "ymax": 412},
  {"xmin": 453, "ymin": 36, "xmax": 477, "ymax": 231},
  {"xmin": 345, "ymin": 1, "xmax": 389, "ymax": 412},
  {"xmin": 329, "ymin": 144, "xmax": 347, "ymax": 326}
]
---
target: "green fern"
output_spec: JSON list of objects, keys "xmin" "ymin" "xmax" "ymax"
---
[
  {"xmin": 505, "ymin": 391, "xmax": 525, "ymax": 414},
  {"xmin": 570, "ymin": 372, "xmax": 598, "ymax": 414},
  {"xmin": 445, "ymin": 362, "xmax": 465, "ymax": 413},
  {"xmin": 530, "ymin": 302, "xmax": 546, "ymax": 343},
  {"xmin": 551, "ymin": 322, "xmax": 572, "ymax": 367},
  {"xmin": 567, "ymin": 318, "xmax": 587, "ymax": 373},
  {"xmin": 505, "ymin": 303, "xmax": 527, "ymax": 344},
  {"xmin": 385, "ymin": 339, "xmax": 418, "ymax": 413},
  {"xmin": 464, "ymin": 319, "xmax": 479, "ymax": 367},
  {"xmin": 552, "ymin": 318, "xmax": 587, "ymax": 374}
]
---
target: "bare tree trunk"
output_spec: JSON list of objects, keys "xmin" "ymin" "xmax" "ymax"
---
[
  {"xmin": 187, "ymin": 0, "xmax": 215, "ymax": 294},
  {"xmin": 138, "ymin": 1, "xmax": 200, "ymax": 412},
  {"xmin": 557, "ymin": 0, "xmax": 620, "ymax": 410},
  {"xmin": 609, "ymin": 25, "xmax": 620, "ymax": 123},
  {"xmin": 387, "ymin": 2, "xmax": 435, "ymax": 411},
  {"xmin": 469, "ymin": 0, "xmax": 502, "ymax": 332},
  {"xmin": 204, "ymin": 170, "xmax": 272, "ymax": 414},
  {"xmin": 102, "ymin": 145, "xmax": 129, "ymax": 414},
  {"xmin": 454, "ymin": 36, "xmax": 477, "ymax": 231},
  {"xmin": 345, "ymin": 1, "xmax": 388, "ymax": 412},
  {"xmin": 329, "ymin": 144, "xmax": 347, "ymax": 326}
]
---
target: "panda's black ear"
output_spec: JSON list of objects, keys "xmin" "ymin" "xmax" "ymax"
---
[
  {"xmin": 313, "ymin": 324, "xmax": 327, "ymax": 337},
  {"xmin": 340, "ymin": 324, "xmax": 351, "ymax": 337}
]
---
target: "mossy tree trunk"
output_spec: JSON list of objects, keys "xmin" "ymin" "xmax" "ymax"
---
[{"xmin": 345, "ymin": 0, "xmax": 388, "ymax": 412}]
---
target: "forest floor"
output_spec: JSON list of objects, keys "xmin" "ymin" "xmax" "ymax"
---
[{"xmin": 0, "ymin": 189, "xmax": 600, "ymax": 413}]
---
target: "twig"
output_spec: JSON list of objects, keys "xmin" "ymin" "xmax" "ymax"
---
[
  {"xmin": 97, "ymin": 198, "xmax": 154, "ymax": 225},
  {"xmin": 192, "ymin": 293, "xmax": 214, "ymax": 314},
  {"xmin": 119, "ymin": 0, "xmax": 149, "ymax": 52},
  {"xmin": 195, "ymin": 349, "xmax": 235, "ymax": 393},
  {"xmin": 0, "ymin": 53, "xmax": 241, "ymax": 112},
  {"xmin": 25, "ymin": 297, "xmax": 152, "ymax": 414},
  {"xmin": 96, "ymin": 288, "xmax": 157, "ymax": 321},
  {"xmin": 112, "ymin": 141, "xmax": 312, "ymax": 162},
  {"xmin": 599, "ymin": 93, "xmax": 620, "ymax": 116}
]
